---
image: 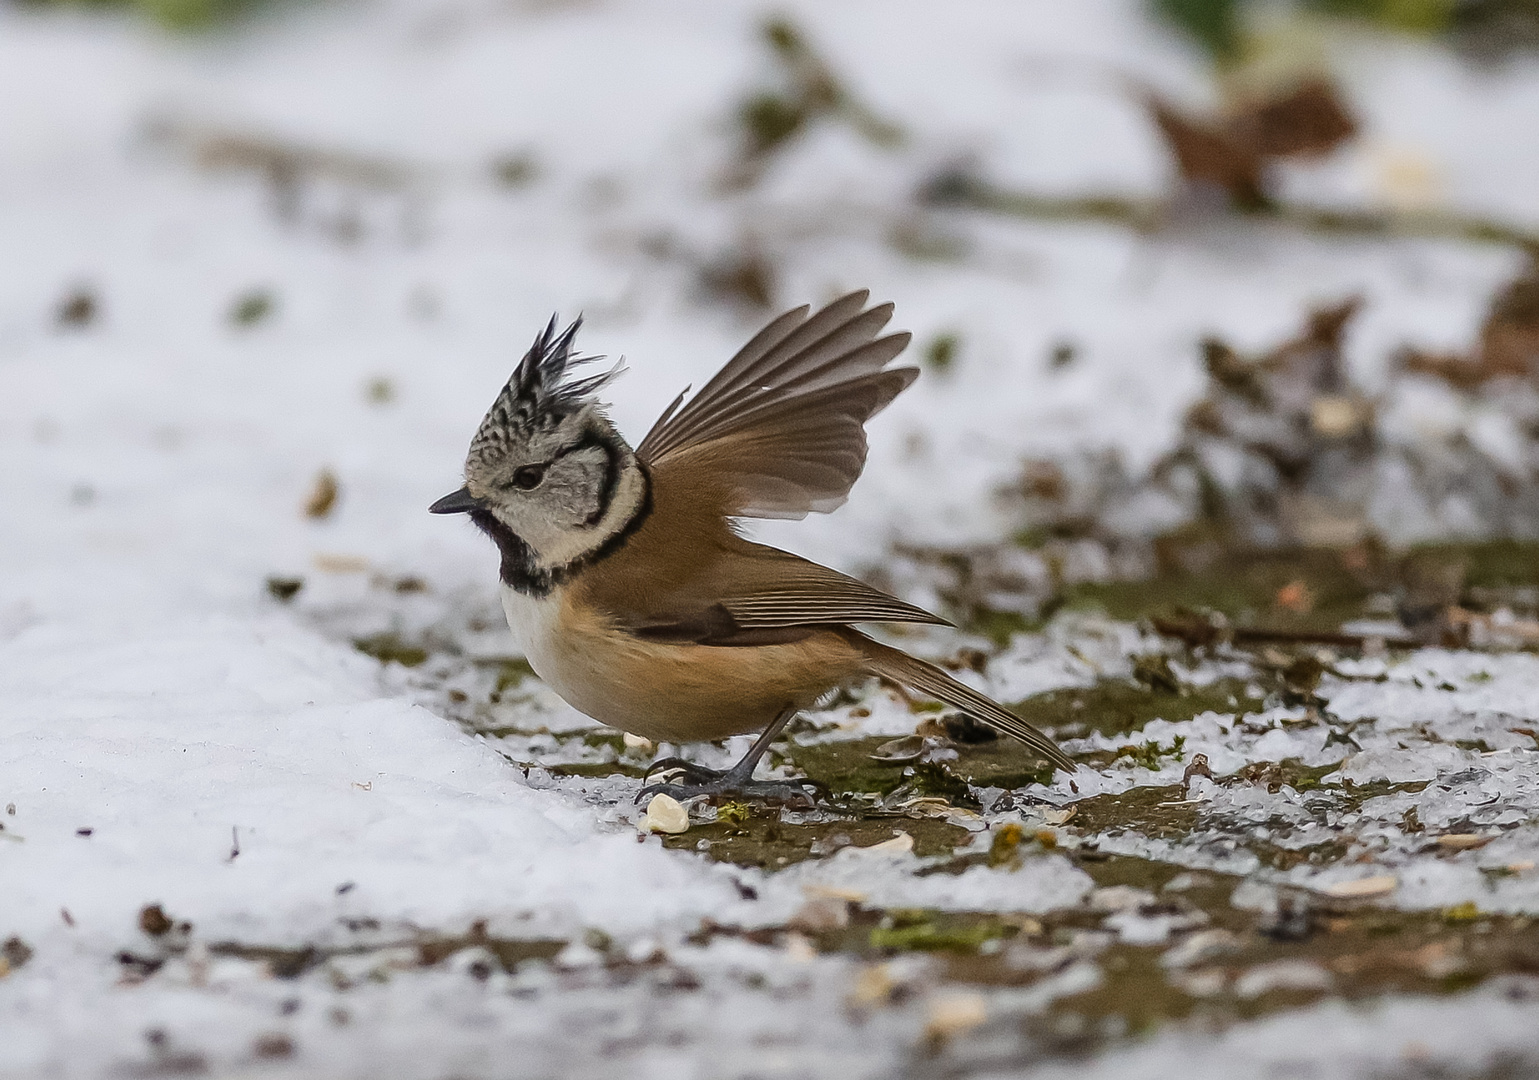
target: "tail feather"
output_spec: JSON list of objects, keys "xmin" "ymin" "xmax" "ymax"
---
[{"xmin": 857, "ymin": 635, "xmax": 1075, "ymax": 773}]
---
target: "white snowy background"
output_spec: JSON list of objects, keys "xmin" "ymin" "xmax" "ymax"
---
[{"xmin": 3, "ymin": 0, "xmax": 1539, "ymax": 1076}]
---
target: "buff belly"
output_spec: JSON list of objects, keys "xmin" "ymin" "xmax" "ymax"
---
[{"xmin": 500, "ymin": 584, "xmax": 865, "ymax": 744}]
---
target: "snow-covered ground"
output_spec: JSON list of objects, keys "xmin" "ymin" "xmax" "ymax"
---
[{"xmin": 4, "ymin": 1, "xmax": 1539, "ymax": 1076}]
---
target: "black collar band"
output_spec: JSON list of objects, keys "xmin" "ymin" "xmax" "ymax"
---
[{"xmin": 469, "ymin": 463, "xmax": 652, "ymax": 597}]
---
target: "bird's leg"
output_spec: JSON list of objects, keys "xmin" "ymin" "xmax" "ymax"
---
[{"xmin": 638, "ymin": 709, "xmax": 824, "ymax": 808}]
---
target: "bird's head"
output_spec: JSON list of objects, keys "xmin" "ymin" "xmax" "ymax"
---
[{"xmin": 431, "ymin": 316, "xmax": 647, "ymax": 582}]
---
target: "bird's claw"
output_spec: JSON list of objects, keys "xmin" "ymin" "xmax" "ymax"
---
[
  {"xmin": 641, "ymin": 757, "xmax": 724, "ymax": 786},
  {"xmin": 634, "ymin": 775, "xmax": 825, "ymax": 809}
]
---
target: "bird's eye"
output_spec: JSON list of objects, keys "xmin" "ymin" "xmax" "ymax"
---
[{"xmin": 511, "ymin": 464, "xmax": 546, "ymax": 490}]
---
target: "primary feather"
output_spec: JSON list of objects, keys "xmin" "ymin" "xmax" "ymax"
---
[{"xmin": 636, "ymin": 290, "xmax": 916, "ymax": 519}]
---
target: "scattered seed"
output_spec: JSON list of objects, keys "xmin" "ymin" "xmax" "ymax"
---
[
  {"xmin": 1321, "ymin": 875, "xmax": 1398, "ymax": 899},
  {"xmin": 1436, "ymin": 834, "xmax": 1491, "ymax": 851},
  {"xmin": 803, "ymin": 884, "xmax": 867, "ymax": 904},
  {"xmin": 788, "ymin": 897, "xmax": 850, "ymax": 932},
  {"xmin": 923, "ymin": 991, "xmax": 987, "ymax": 1046},
  {"xmin": 848, "ymin": 963, "xmax": 897, "ymax": 1009},
  {"xmin": 860, "ymin": 831, "xmax": 914, "ymax": 855},
  {"xmin": 640, "ymin": 794, "xmax": 690, "ymax": 835}
]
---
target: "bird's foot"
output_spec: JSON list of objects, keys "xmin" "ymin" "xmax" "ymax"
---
[
  {"xmin": 640, "ymin": 757, "xmax": 723, "ymax": 787},
  {"xmin": 637, "ymin": 759, "xmax": 824, "ymax": 808}
]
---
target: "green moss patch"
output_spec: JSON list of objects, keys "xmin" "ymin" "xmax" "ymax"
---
[
  {"xmin": 352, "ymin": 632, "xmax": 428, "ymax": 667},
  {"xmin": 1065, "ymin": 547, "xmax": 1375, "ymax": 633},
  {"xmin": 662, "ymin": 815, "xmax": 969, "ymax": 870},
  {"xmin": 1011, "ymin": 677, "xmax": 1256, "ymax": 740}
]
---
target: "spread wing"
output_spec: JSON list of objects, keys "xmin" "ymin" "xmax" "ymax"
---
[
  {"xmin": 616, "ymin": 546, "xmax": 948, "ymax": 647},
  {"xmin": 635, "ymin": 290, "xmax": 917, "ymax": 520}
]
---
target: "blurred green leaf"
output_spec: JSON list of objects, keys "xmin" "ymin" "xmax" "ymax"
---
[{"xmin": 1152, "ymin": 0, "xmax": 1243, "ymax": 59}]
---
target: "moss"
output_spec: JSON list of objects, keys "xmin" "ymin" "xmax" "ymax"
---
[
  {"xmin": 1443, "ymin": 901, "xmax": 1482, "ymax": 922},
  {"xmin": 1068, "ymin": 785, "xmax": 1201, "ymax": 840},
  {"xmin": 20, "ymin": 0, "xmax": 267, "ymax": 31},
  {"xmin": 1064, "ymin": 547, "xmax": 1375, "ymax": 633},
  {"xmin": 578, "ymin": 730, "xmax": 627, "ymax": 754},
  {"xmin": 662, "ymin": 815, "xmax": 967, "ymax": 870},
  {"xmin": 987, "ymin": 823, "xmax": 1027, "ymax": 868},
  {"xmin": 353, "ymin": 633, "xmax": 428, "ymax": 668},
  {"xmin": 1012, "ymin": 677, "xmax": 1255, "ymax": 740},
  {"xmin": 230, "ymin": 288, "xmax": 275, "ymax": 327},
  {"xmin": 867, "ymin": 912, "xmax": 1013, "ymax": 953},
  {"xmin": 486, "ymin": 658, "xmax": 535, "ymax": 697},
  {"xmin": 206, "ymin": 932, "xmax": 566, "ymax": 980},
  {"xmin": 716, "ymin": 802, "xmax": 752, "ymax": 827},
  {"xmin": 794, "ymin": 852, "xmax": 1539, "ymax": 1048},
  {"xmin": 787, "ymin": 736, "xmax": 1054, "ymax": 796},
  {"xmin": 1249, "ymin": 837, "xmax": 1353, "ymax": 871},
  {"xmin": 1115, "ymin": 735, "xmax": 1187, "ymax": 770},
  {"xmin": 264, "ymin": 576, "xmax": 303, "ymax": 602},
  {"xmin": 923, "ymin": 333, "xmax": 960, "ymax": 374},
  {"xmin": 1232, "ymin": 757, "xmax": 1342, "ymax": 794},
  {"xmin": 404, "ymin": 931, "xmax": 566, "ymax": 973},
  {"xmin": 967, "ymin": 608, "xmax": 1041, "ymax": 647},
  {"xmin": 1419, "ymin": 539, "xmax": 1539, "ymax": 591}
]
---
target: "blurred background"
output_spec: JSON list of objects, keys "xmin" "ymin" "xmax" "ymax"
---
[
  {"xmin": 5, "ymin": 0, "xmax": 1539, "ymax": 615},
  {"xmin": 6, "ymin": 0, "xmax": 1539, "ymax": 585}
]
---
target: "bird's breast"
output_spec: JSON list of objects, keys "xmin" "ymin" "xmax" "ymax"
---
[
  {"xmin": 498, "ymin": 584, "xmax": 567, "ymax": 676},
  {"xmin": 496, "ymin": 581, "xmax": 866, "ymax": 744}
]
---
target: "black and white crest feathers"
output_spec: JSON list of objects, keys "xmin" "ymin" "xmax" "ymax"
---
[{"xmin": 469, "ymin": 315, "xmax": 622, "ymax": 461}]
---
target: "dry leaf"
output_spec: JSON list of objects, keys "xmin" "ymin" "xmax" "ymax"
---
[{"xmin": 303, "ymin": 469, "xmax": 339, "ymax": 519}]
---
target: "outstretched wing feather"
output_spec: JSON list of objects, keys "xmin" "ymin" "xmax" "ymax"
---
[{"xmin": 636, "ymin": 291, "xmax": 916, "ymax": 518}]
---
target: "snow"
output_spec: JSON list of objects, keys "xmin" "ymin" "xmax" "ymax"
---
[{"xmin": 4, "ymin": 0, "xmax": 1539, "ymax": 1075}]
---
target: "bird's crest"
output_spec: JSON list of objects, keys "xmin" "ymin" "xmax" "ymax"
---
[{"xmin": 468, "ymin": 315, "xmax": 622, "ymax": 463}]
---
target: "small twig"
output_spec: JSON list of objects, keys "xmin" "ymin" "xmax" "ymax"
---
[
  {"xmin": 1152, "ymin": 616, "xmax": 1419, "ymax": 652},
  {"xmin": 922, "ymin": 172, "xmax": 1539, "ymax": 252}
]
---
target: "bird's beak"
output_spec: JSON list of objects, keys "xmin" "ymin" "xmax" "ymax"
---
[{"xmin": 428, "ymin": 487, "xmax": 482, "ymax": 515}]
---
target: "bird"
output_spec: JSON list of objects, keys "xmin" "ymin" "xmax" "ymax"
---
[{"xmin": 430, "ymin": 291, "xmax": 1073, "ymax": 804}]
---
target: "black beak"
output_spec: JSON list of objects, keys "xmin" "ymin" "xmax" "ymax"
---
[{"xmin": 429, "ymin": 487, "xmax": 482, "ymax": 515}]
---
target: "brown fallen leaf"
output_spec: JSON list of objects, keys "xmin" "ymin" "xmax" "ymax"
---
[
  {"xmin": 1142, "ymin": 77, "xmax": 1357, "ymax": 211},
  {"xmin": 303, "ymin": 469, "xmax": 339, "ymax": 519},
  {"xmin": 1146, "ymin": 93, "xmax": 1268, "ymax": 209},
  {"xmin": 1228, "ymin": 78, "xmax": 1358, "ymax": 161},
  {"xmin": 1400, "ymin": 260, "xmax": 1539, "ymax": 388}
]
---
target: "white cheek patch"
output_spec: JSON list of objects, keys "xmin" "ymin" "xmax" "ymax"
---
[
  {"xmin": 545, "ymin": 454, "xmax": 607, "ymax": 525},
  {"xmin": 527, "ymin": 463, "xmax": 647, "ymax": 572}
]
